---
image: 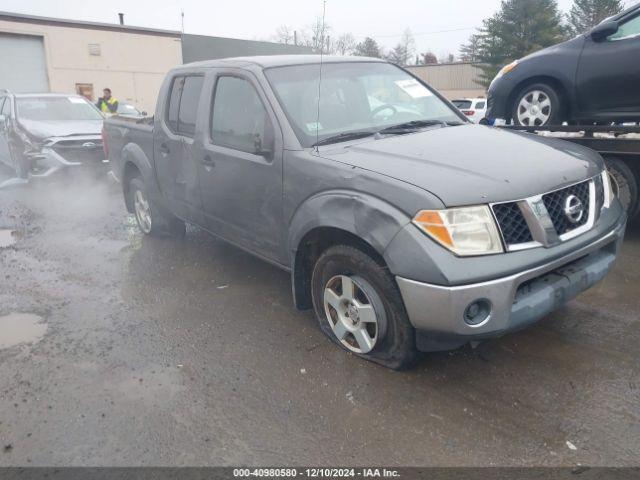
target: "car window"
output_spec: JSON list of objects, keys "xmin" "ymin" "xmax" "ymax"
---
[
  {"xmin": 178, "ymin": 76, "xmax": 204, "ymax": 136},
  {"xmin": 210, "ymin": 76, "xmax": 272, "ymax": 154},
  {"xmin": 452, "ymin": 100, "xmax": 472, "ymax": 109},
  {"xmin": 166, "ymin": 76, "xmax": 184, "ymax": 133},
  {"xmin": 475, "ymin": 101, "xmax": 486, "ymax": 109},
  {"xmin": 608, "ymin": 14, "xmax": 640, "ymax": 41}
]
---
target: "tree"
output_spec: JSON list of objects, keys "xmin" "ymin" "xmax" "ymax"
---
[
  {"xmin": 354, "ymin": 37, "xmax": 383, "ymax": 58},
  {"xmin": 567, "ymin": 0, "xmax": 624, "ymax": 36},
  {"xmin": 418, "ymin": 51, "xmax": 438, "ymax": 64},
  {"xmin": 475, "ymin": 0, "xmax": 566, "ymax": 87},
  {"xmin": 273, "ymin": 25, "xmax": 295, "ymax": 45},
  {"xmin": 334, "ymin": 33, "xmax": 356, "ymax": 55},
  {"xmin": 386, "ymin": 29, "xmax": 416, "ymax": 65},
  {"xmin": 459, "ymin": 33, "xmax": 481, "ymax": 62}
]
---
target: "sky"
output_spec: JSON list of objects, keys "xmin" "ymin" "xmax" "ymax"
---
[{"xmin": 2, "ymin": 0, "xmax": 636, "ymax": 58}]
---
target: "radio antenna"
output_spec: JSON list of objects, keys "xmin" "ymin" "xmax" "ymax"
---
[{"xmin": 315, "ymin": 0, "xmax": 327, "ymax": 152}]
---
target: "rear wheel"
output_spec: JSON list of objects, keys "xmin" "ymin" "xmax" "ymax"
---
[
  {"xmin": 311, "ymin": 244, "xmax": 418, "ymax": 370},
  {"xmin": 512, "ymin": 83, "xmax": 564, "ymax": 127},
  {"xmin": 129, "ymin": 177, "xmax": 186, "ymax": 237}
]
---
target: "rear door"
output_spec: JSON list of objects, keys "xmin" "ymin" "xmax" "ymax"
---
[
  {"xmin": 576, "ymin": 10, "xmax": 640, "ymax": 116},
  {"xmin": 193, "ymin": 70, "xmax": 284, "ymax": 262},
  {"xmin": 0, "ymin": 97, "xmax": 11, "ymax": 166},
  {"xmin": 154, "ymin": 74, "xmax": 205, "ymax": 222}
]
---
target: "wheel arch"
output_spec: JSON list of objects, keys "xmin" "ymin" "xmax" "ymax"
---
[
  {"xmin": 120, "ymin": 143, "xmax": 154, "ymax": 213},
  {"xmin": 288, "ymin": 191, "xmax": 411, "ymax": 310}
]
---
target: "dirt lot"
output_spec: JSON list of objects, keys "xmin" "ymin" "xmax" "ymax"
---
[{"xmin": 0, "ymin": 167, "xmax": 638, "ymax": 467}]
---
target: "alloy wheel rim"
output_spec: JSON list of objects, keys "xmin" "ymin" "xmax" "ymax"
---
[
  {"xmin": 323, "ymin": 275, "xmax": 379, "ymax": 354},
  {"xmin": 517, "ymin": 90, "xmax": 552, "ymax": 126},
  {"xmin": 134, "ymin": 189, "xmax": 152, "ymax": 233}
]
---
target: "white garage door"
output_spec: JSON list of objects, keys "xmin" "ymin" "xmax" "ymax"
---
[{"xmin": 0, "ymin": 33, "xmax": 49, "ymax": 93}]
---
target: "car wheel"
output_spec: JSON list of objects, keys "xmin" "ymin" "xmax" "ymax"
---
[
  {"xmin": 311, "ymin": 244, "xmax": 418, "ymax": 370},
  {"xmin": 605, "ymin": 157, "xmax": 639, "ymax": 217},
  {"xmin": 129, "ymin": 177, "xmax": 186, "ymax": 237},
  {"xmin": 512, "ymin": 83, "xmax": 564, "ymax": 127},
  {"xmin": 8, "ymin": 142, "xmax": 31, "ymax": 179}
]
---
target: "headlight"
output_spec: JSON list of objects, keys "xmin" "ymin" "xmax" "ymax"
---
[
  {"xmin": 602, "ymin": 169, "xmax": 616, "ymax": 208},
  {"xmin": 496, "ymin": 60, "xmax": 519, "ymax": 79},
  {"xmin": 412, "ymin": 206, "xmax": 504, "ymax": 256}
]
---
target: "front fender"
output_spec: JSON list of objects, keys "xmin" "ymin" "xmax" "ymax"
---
[{"xmin": 288, "ymin": 190, "xmax": 412, "ymax": 263}]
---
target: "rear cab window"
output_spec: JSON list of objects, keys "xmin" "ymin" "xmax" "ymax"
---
[
  {"xmin": 453, "ymin": 100, "xmax": 472, "ymax": 109},
  {"xmin": 166, "ymin": 74, "xmax": 205, "ymax": 137}
]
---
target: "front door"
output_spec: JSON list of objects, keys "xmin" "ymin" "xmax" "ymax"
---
[
  {"xmin": 154, "ymin": 74, "xmax": 205, "ymax": 222},
  {"xmin": 194, "ymin": 71, "xmax": 284, "ymax": 263},
  {"xmin": 576, "ymin": 10, "xmax": 640, "ymax": 116}
]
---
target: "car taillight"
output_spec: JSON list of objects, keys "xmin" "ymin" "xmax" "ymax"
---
[
  {"xmin": 462, "ymin": 110, "xmax": 474, "ymax": 116},
  {"xmin": 101, "ymin": 126, "xmax": 109, "ymax": 158}
]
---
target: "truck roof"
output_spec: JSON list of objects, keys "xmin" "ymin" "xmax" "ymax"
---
[{"xmin": 177, "ymin": 54, "xmax": 387, "ymax": 70}]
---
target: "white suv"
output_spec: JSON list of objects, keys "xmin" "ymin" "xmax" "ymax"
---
[{"xmin": 452, "ymin": 98, "xmax": 487, "ymax": 124}]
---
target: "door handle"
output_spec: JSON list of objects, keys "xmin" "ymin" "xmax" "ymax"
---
[
  {"xmin": 202, "ymin": 154, "xmax": 215, "ymax": 172},
  {"xmin": 159, "ymin": 143, "xmax": 170, "ymax": 156}
]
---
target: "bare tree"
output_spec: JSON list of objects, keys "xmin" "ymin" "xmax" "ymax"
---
[
  {"xmin": 335, "ymin": 33, "xmax": 357, "ymax": 56},
  {"xmin": 273, "ymin": 25, "xmax": 295, "ymax": 45},
  {"xmin": 418, "ymin": 51, "xmax": 438, "ymax": 65},
  {"xmin": 386, "ymin": 29, "xmax": 416, "ymax": 65}
]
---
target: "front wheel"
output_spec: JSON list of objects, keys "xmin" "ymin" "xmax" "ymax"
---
[
  {"xmin": 311, "ymin": 245, "xmax": 418, "ymax": 370},
  {"xmin": 512, "ymin": 83, "xmax": 564, "ymax": 127},
  {"xmin": 129, "ymin": 177, "xmax": 186, "ymax": 237}
]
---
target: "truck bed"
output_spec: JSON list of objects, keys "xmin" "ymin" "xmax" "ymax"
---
[{"xmin": 104, "ymin": 115, "xmax": 155, "ymax": 182}]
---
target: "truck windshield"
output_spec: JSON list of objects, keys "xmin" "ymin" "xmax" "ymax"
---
[
  {"xmin": 264, "ymin": 62, "xmax": 462, "ymax": 147},
  {"xmin": 16, "ymin": 96, "xmax": 104, "ymax": 121}
]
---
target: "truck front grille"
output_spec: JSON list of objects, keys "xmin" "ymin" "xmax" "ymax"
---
[
  {"xmin": 492, "ymin": 202, "xmax": 533, "ymax": 244},
  {"xmin": 542, "ymin": 179, "xmax": 590, "ymax": 234},
  {"xmin": 491, "ymin": 176, "xmax": 601, "ymax": 251}
]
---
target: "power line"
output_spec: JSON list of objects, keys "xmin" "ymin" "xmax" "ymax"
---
[{"xmin": 353, "ymin": 26, "xmax": 476, "ymax": 39}]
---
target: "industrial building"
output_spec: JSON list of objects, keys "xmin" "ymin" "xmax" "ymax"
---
[
  {"xmin": 0, "ymin": 11, "xmax": 310, "ymax": 112},
  {"xmin": 407, "ymin": 62, "xmax": 486, "ymax": 100}
]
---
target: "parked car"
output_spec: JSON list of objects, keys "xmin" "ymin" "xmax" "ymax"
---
[
  {"xmin": 0, "ymin": 92, "xmax": 105, "ymax": 178},
  {"xmin": 487, "ymin": 3, "xmax": 640, "ymax": 126},
  {"xmin": 104, "ymin": 56, "xmax": 625, "ymax": 369},
  {"xmin": 452, "ymin": 98, "xmax": 487, "ymax": 123},
  {"xmin": 116, "ymin": 102, "xmax": 147, "ymax": 118}
]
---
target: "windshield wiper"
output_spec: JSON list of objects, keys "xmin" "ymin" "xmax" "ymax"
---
[
  {"xmin": 376, "ymin": 119, "xmax": 448, "ymax": 135},
  {"xmin": 311, "ymin": 130, "xmax": 376, "ymax": 147}
]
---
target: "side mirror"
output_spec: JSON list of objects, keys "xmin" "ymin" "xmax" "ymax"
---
[
  {"xmin": 253, "ymin": 129, "xmax": 275, "ymax": 159},
  {"xmin": 591, "ymin": 20, "xmax": 618, "ymax": 41}
]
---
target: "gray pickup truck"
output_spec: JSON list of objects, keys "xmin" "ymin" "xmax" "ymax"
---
[{"xmin": 104, "ymin": 55, "xmax": 626, "ymax": 369}]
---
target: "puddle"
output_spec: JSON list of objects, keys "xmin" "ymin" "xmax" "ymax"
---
[
  {"xmin": 0, "ymin": 229, "xmax": 17, "ymax": 248},
  {"xmin": 0, "ymin": 313, "xmax": 47, "ymax": 349}
]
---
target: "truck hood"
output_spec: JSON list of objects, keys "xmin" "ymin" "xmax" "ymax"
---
[
  {"xmin": 18, "ymin": 119, "xmax": 103, "ymax": 140},
  {"xmin": 319, "ymin": 124, "xmax": 604, "ymax": 206}
]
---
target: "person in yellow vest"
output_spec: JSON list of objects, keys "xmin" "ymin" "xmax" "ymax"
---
[{"xmin": 96, "ymin": 88, "xmax": 118, "ymax": 114}]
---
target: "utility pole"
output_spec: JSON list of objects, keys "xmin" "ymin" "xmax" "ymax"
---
[{"xmin": 294, "ymin": 30, "xmax": 297, "ymax": 46}]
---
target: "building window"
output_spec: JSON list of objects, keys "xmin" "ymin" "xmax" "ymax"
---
[{"xmin": 88, "ymin": 43, "xmax": 101, "ymax": 56}]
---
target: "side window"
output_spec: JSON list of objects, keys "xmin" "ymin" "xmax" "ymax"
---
[
  {"xmin": 166, "ymin": 76, "xmax": 183, "ymax": 133},
  {"xmin": 210, "ymin": 76, "xmax": 273, "ymax": 154},
  {"xmin": 177, "ymin": 76, "xmax": 204, "ymax": 137},
  {"xmin": 608, "ymin": 15, "xmax": 640, "ymax": 41}
]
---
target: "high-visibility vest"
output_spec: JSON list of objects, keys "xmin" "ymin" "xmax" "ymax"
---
[{"xmin": 99, "ymin": 97, "xmax": 118, "ymax": 113}]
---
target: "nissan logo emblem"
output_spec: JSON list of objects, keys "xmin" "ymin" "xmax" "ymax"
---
[
  {"xmin": 564, "ymin": 194, "xmax": 584, "ymax": 224},
  {"xmin": 82, "ymin": 142, "xmax": 97, "ymax": 148}
]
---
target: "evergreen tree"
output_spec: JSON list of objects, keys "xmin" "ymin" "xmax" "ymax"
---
[
  {"xmin": 476, "ymin": 0, "xmax": 566, "ymax": 87},
  {"xmin": 459, "ymin": 34, "xmax": 481, "ymax": 62},
  {"xmin": 354, "ymin": 37, "xmax": 383, "ymax": 58},
  {"xmin": 567, "ymin": 0, "xmax": 624, "ymax": 36}
]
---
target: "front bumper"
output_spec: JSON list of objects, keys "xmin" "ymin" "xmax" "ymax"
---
[
  {"xmin": 28, "ymin": 135, "xmax": 106, "ymax": 178},
  {"xmin": 396, "ymin": 214, "xmax": 626, "ymax": 351},
  {"xmin": 485, "ymin": 76, "xmax": 514, "ymax": 123}
]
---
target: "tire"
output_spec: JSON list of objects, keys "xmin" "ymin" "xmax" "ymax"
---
[
  {"xmin": 128, "ymin": 177, "xmax": 186, "ymax": 237},
  {"xmin": 605, "ymin": 157, "xmax": 639, "ymax": 217},
  {"xmin": 311, "ymin": 244, "xmax": 418, "ymax": 370},
  {"xmin": 512, "ymin": 83, "xmax": 564, "ymax": 127},
  {"xmin": 9, "ymin": 142, "xmax": 31, "ymax": 179}
]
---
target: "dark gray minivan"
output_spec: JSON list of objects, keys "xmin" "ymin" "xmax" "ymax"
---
[{"xmin": 104, "ymin": 56, "xmax": 626, "ymax": 369}]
